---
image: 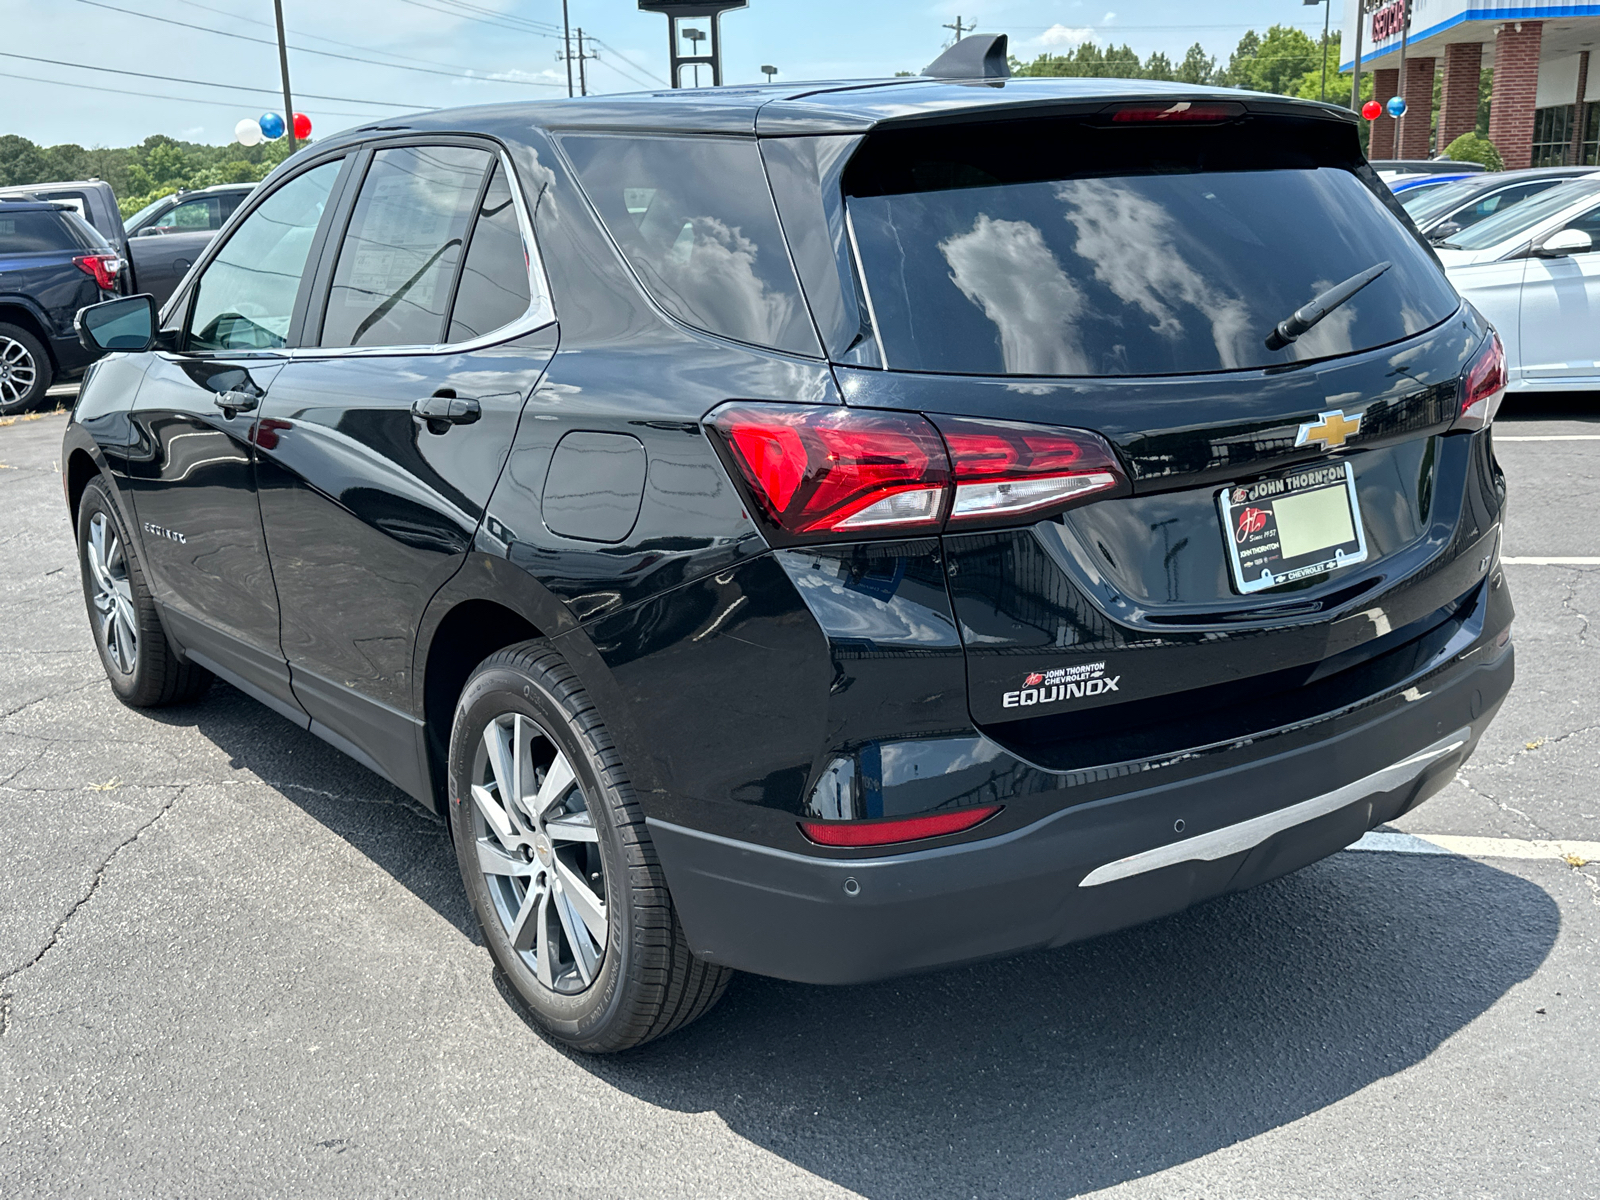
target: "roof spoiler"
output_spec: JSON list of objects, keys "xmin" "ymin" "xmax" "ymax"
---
[{"xmin": 921, "ymin": 33, "xmax": 1010, "ymax": 80}]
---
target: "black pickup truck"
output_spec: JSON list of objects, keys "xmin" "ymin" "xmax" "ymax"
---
[{"xmin": 0, "ymin": 198, "xmax": 125, "ymax": 413}]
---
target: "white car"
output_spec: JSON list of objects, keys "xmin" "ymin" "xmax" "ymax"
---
[{"xmin": 1436, "ymin": 179, "xmax": 1600, "ymax": 391}]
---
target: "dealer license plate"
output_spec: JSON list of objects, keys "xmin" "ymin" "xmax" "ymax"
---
[{"xmin": 1218, "ymin": 460, "xmax": 1368, "ymax": 595}]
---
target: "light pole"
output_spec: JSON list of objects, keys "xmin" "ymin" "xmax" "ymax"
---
[
  {"xmin": 272, "ymin": 0, "xmax": 296, "ymax": 152},
  {"xmin": 1304, "ymin": 0, "xmax": 1331, "ymax": 102},
  {"xmin": 684, "ymin": 26, "xmax": 705, "ymax": 86},
  {"xmin": 761, "ymin": 64, "xmax": 777, "ymax": 82}
]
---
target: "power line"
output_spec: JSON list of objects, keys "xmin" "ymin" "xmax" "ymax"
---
[
  {"xmin": 0, "ymin": 50, "xmax": 415, "ymax": 109},
  {"xmin": 587, "ymin": 37, "xmax": 669, "ymax": 87},
  {"xmin": 69, "ymin": 0, "xmax": 564, "ymax": 88},
  {"xmin": 427, "ymin": 0, "xmax": 562, "ymax": 34},
  {"xmin": 167, "ymin": 0, "xmax": 516, "ymax": 78},
  {"xmin": 0, "ymin": 67, "xmax": 389, "ymax": 120},
  {"xmin": 396, "ymin": 0, "xmax": 563, "ymax": 39}
]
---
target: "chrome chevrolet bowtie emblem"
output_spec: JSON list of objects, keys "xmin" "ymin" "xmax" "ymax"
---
[{"xmin": 1296, "ymin": 409, "xmax": 1362, "ymax": 450}]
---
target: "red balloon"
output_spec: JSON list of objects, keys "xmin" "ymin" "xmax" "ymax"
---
[
  {"xmin": 292, "ymin": 112, "xmax": 312, "ymax": 139},
  {"xmin": 1361, "ymin": 100, "xmax": 1382, "ymax": 121}
]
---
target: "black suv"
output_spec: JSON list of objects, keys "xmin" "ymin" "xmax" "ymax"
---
[
  {"xmin": 0, "ymin": 198, "xmax": 124, "ymax": 412},
  {"xmin": 64, "ymin": 46, "xmax": 1514, "ymax": 1052}
]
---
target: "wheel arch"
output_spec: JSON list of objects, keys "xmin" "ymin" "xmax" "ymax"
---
[
  {"xmin": 0, "ymin": 301, "xmax": 58, "ymax": 372},
  {"xmin": 64, "ymin": 446, "xmax": 102, "ymax": 531}
]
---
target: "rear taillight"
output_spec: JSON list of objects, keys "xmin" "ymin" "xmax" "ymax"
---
[
  {"xmin": 74, "ymin": 254, "xmax": 122, "ymax": 291},
  {"xmin": 1456, "ymin": 333, "xmax": 1506, "ymax": 431},
  {"xmin": 707, "ymin": 403, "xmax": 1128, "ymax": 544},
  {"xmin": 933, "ymin": 415, "xmax": 1127, "ymax": 525},
  {"xmin": 799, "ymin": 804, "xmax": 1001, "ymax": 847}
]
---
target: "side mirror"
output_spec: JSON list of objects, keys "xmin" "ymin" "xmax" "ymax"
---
[
  {"xmin": 1535, "ymin": 227, "xmax": 1594, "ymax": 257},
  {"xmin": 76, "ymin": 294, "xmax": 158, "ymax": 354},
  {"xmin": 132, "ymin": 226, "xmax": 161, "ymax": 238},
  {"xmin": 1427, "ymin": 220, "xmax": 1462, "ymax": 243}
]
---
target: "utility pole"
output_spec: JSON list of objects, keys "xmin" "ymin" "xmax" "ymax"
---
[
  {"xmin": 942, "ymin": 15, "xmax": 972, "ymax": 46},
  {"xmin": 575, "ymin": 28, "xmax": 596, "ymax": 97},
  {"xmin": 1351, "ymin": 0, "xmax": 1366, "ymax": 114},
  {"xmin": 1395, "ymin": 0, "xmax": 1411, "ymax": 153},
  {"xmin": 562, "ymin": 0, "xmax": 573, "ymax": 97},
  {"xmin": 272, "ymin": 0, "xmax": 296, "ymax": 152}
]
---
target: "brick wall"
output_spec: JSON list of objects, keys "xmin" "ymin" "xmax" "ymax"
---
[
  {"xmin": 1438, "ymin": 42, "xmax": 1483, "ymax": 152},
  {"xmin": 1570, "ymin": 51, "xmax": 1591, "ymax": 165},
  {"xmin": 1399, "ymin": 56, "xmax": 1437, "ymax": 158},
  {"xmin": 1370, "ymin": 67, "xmax": 1400, "ymax": 159},
  {"xmin": 1488, "ymin": 21, "xmax": 1543, "ymax": 169}
]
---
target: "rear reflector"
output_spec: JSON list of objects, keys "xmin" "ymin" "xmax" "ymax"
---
[
  {"xmin": 1456, "ymin": 332, "xmax": 1506, "ymax": 431},
  {"xmin": 799, "ymin": 804, "xmax": 1002, "ymax": 847},
  {"xmin": 707, "ymin": 403, "xmax": 1128, "ymax": 543},
  {"xmin": 1108, "ymin": 101, "xmax": 1244, "ymax": 123}
]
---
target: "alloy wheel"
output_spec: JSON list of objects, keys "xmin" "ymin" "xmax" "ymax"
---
[
  {"xmin": 0, "ymin": 335, "xmax": 38, "ymax": 407},
  {"xmin": 86, "ymin": 511, "xmax": 137, "ymax": 674},
  {"xmin": 468, "ymin": 712, "xmax": 608, "ymax": 994}
]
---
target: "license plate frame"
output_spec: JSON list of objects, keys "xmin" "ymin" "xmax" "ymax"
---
[{"xmin": 1218, "ymin": 459, "xmax": 1368, "ymax": 595}]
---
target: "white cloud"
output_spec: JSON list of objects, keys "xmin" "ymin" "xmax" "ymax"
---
[
  {"xmin": 1037, "ymin": 24, "xmax": 1094, "ymax": 47},
  {"xmin": 1103, "ymin": 11, "xmax": 1117, "ymax": 21}
]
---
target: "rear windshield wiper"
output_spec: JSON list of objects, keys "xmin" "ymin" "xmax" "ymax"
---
[{"xmin": 1264, "ymin": 261, "xmax": 1392, "ymax": 351}]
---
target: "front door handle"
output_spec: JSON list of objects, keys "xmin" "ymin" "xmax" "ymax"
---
[
  {"xmin": 214, "ymin": 385, "xmax": 261, "ymax": 414},
  {"xmin": 411, "ymin": 392, "xmax": 481, "ymax": 432}
]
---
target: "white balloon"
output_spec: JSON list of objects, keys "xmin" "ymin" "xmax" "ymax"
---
[{"xmin": 235, "ymin": 118, "xmax": 264, "ymax": 147}]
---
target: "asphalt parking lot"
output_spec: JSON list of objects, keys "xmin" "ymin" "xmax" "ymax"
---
[{"xmin": 1, "ymin": 390, "xmax": 1597, "ymax": 1199}]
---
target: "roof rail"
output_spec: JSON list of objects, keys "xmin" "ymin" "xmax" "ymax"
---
[{"xmin": 921, "ymin": 33, "xmax": 1009, "ymax": 80}]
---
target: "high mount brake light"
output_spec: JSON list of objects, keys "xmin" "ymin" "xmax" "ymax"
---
[
  {"xmin": 1108, "ymin": 101, "xmax": 1244, "ymax": 123},
  {"xmin": 932, "ymin": 415, "xmax": 1128, "ymax": 525},
  {"xmin": 799, "ymin": 804, "xmax": 1002, "ymax": 847},
  {"xmin": 73, "ymin": 254, "xmax": 122, "ymax": 291},
  {"xmin": 1456, "ymin": 333, "xmax": 1507, "ymax": 431},
  {"xmin": 707, "ymin": 404, "xmax": 1129, "ymax": 543}
]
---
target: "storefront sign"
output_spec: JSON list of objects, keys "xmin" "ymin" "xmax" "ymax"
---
[{"xmin": 1372, "ymin": 0, "xmax": 1408, "ymax": 40}]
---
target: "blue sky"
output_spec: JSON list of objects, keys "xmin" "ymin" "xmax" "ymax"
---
[{"xmin": 1, "ymin": 0, "xmax": 1329, "ymax": 147}]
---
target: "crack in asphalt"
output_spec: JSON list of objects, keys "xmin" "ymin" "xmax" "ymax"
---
[
  {"xmin": 1465, "ymin": 722, "xmax": 1600, "ymax": 773},
  {"xmin": 0, "ymin": 680, "xmax": 101, "ymax": 722},
  {"xmin": 1450, "ymin": 770, "xmax": 1557, "ymax": 839},
  {"xmin": 0, "ymin": 787, "xmax": 185, "ymax": 990},
  {"xmin": 1560, "ymin": 570, "xmax": 1593, "ymax": 648}
]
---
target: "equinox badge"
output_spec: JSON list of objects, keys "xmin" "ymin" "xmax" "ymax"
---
[{"xmin": 1295, "ymin": 409, "xmax": 1362, "ymax": 451}]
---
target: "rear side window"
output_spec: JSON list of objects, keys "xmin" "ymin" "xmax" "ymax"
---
[
  {"xmin": 321, "ymin": 145, "xmax": 492, "ymax": 348},
  {"xmin": 447, "ymin": 163, "xmax": 533, "ymax": 342},
  {"xmin": 0, "ymin": 210, "xmax": 82, "ymax": 252},
  {"xmin": 844, "ymin": 117, "xmax": 1461, "ymax": 377},
  {"xmin": 561, "ymin": 134, "xmax": 818, "ymax": 356},
  {"xmin": 153, "ymin": 197, "xmax": 223, "ymax": 231}
]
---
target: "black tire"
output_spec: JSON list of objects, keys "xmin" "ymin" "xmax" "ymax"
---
[
  {"xmin": 448, "ymin": 640, "xmax": 731, "ymax": 1052},
  {"xmin": 0, "ymin": 322, "xmax": 53, "ymax": 416},
  {"xmin": 77, "ymin": 477, "xmax": 212, "ymax": 707}
]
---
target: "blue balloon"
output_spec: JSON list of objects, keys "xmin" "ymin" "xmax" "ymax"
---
[
  {"xmin": 1386, "ymin": 95, "xmax": 1407, "ymax": 118},
  {"xmin": 259, "ymin": 112, "xmax": 286, "ymax": 140}
]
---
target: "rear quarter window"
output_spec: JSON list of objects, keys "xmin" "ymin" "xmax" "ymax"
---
[
  {"xmin": 560, "ymin": 134, "xmax": 819, "ymax": 357},
  {"xmin": 0, "ymin": 210, "xmax": 84, "ymax": 253}
]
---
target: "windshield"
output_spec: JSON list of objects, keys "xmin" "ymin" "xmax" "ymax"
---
[
  {"xmin": 1400, "ymin": 180, "xmax": 1478, "ymax": 220},
  {"xmin": 845, "ymin": 120, "xmax": 1458, "ymax": 377},
  {"xmin": 1441, "ymin": 181, "xmax": 1600, "ymax": 250}
]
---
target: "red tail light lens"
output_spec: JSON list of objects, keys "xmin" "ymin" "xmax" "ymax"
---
[
  {"xmin": 1456, "ymin": 332, "xmax": 1506, "ymax": 431},
  {"xmin": 1108, "ymin": 101, "xmax": 1244, "ymax": 123},
  {"xmin": 74, "ymin": 254, "xmax": 123, "ymax": 291},
  {"xmin": 709, "ymin": 404, "xmax": 950, "ymax": 537},
  {"xmin": 708, "ymin": 403, "xmax": 1128, "ymax": 543},
  {"xmin": 931, "ymin": 415, "xmax": 1128, "ymax": 526},
  {"xmin": 799, "ymin": 804, "xmax": 1001, "ymax": 847}
]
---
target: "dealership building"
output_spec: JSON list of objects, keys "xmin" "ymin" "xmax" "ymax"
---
[{"xmin": 1340, "ymin": 0, "xmax": 1599, "ymax": 168}]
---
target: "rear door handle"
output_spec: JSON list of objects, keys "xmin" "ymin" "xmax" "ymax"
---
[{"xmin": 411, "ymin": 394, "xmax": 481, "ymax": 429}]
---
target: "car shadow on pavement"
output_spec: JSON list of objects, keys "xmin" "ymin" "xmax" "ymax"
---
[
  {"xmin": 576, "ymin": 852, "xmax": 1556, "ymax": 1199},
  {"xmin": 153, "ymin": 684, "xmax": 1557, "ymax": 1199}
]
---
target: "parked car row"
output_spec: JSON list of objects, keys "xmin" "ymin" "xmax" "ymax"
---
[{"xmin": 0, "ymin": 179, "xmax": 255, "ymax": 410}]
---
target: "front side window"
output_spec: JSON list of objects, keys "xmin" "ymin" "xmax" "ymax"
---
[
  {"xmin": 154, "ymin": 197, "xmax": 223, "ymax": 231},
  {"xmin": 320, "ymin": 145, "xmax": 491, "ymax": 348},
  {"xmin": 561, "ymin": 134, "xmax": 818, "ymax": 356},
  {"xmin": 187, "ymin": 159, "xmax": 341, "ymax": 352},
  {"xmin": 1442, "ymin": 183, "xmax": 1600, "ymax": 250},
  {"xmin": 844, "ymin": 118, "xmax": 1460, "ymax": 377},
  {"xmin": 447, "ymin": 163, "xmax": 534, "ymax": 342}
]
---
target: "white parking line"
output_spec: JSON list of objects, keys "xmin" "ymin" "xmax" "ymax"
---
[
  {"xmin": 1494, "ymin": 435, "xmax": 1600, "ymax": 441},
  {"xmin": 1351, "ymin": 831, "xmax": 1598, "ymax": 863},
  {"xmin": 1500, "ymin": 557, "xmax": 1600, "ymax": 565}
]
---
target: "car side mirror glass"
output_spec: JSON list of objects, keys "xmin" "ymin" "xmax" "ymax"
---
[
  {"xmin": 132, "ymin": 226, "xmax": 159, "ymax": 237},
  {"xmin": 77, "ymin": 294, "xmax": 157, "ymax": 354},
  {"xmin": 1428, "ymin": 221, "xmax": 1462, "ymax": 243},
  {"xmin": 1536, "ymin": 227, "xmax": 1594, "ymax": 257}
]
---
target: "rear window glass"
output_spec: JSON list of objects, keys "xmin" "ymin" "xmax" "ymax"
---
[
  {"xmin": 560, "ymin": 134, "xmax": 818, "ymax": 356},
  {"xmin": 844, "ymin": 118, "xmax": 1460, "ymax": 377},
  {"xmin": 0, "ymin": 210, "xmax": 84, "ymax": 252}
]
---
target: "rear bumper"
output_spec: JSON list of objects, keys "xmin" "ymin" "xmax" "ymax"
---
[{"xmin": 650, "ymin": 638, "xmax": 1512, "ymax": 985}]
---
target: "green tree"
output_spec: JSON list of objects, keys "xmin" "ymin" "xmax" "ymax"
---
[
  {"xmin": 0, "ymin": 134, "xmax": 48, "ymax": 187},
  {"xmin": 1175, "ymin": 43, "xmax": 1217, "ymax": 85},
  {"xmin": 1444, "ymin": 132, "xmax": 1503, "ymax": 170},
  {"xmin": 1142, "ymin": 51, "xmax": 1175, "ymax": 81},
  {"xmin": 1014, "ymin": 41, "xmax": 1144, "ymax": 79},
  {"xmin": 1219, "ymin": 30, "xmax": 1260, "ymax": 89}
]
